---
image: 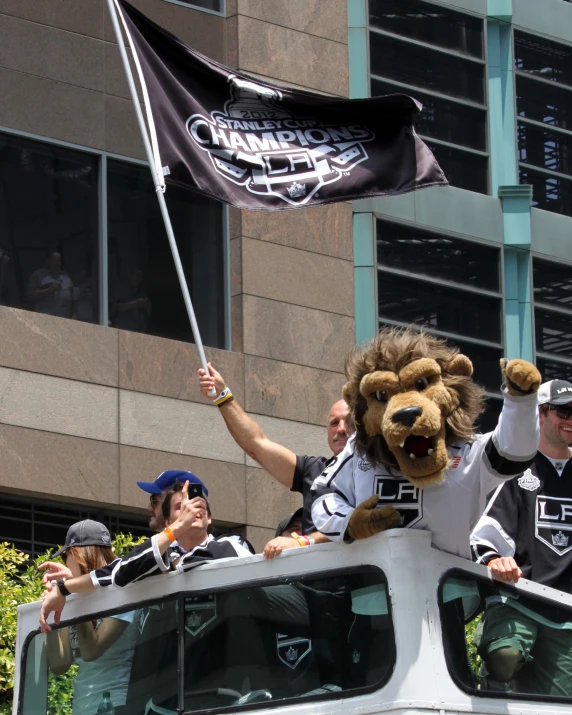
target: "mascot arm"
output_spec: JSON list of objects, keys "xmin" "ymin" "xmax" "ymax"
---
[
  {"xmin": 478, "ymin": 359, "xmax": 541, "ymax": 493},
  {"xmin": 470, "ymin": 481, "xmax": 518, "ymax": 565}
]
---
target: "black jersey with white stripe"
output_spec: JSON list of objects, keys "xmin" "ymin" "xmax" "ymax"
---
[
  {"xmin": 471, "ymin": 452, "xmax": 572, "ymax": 592},
  {"xmin": 311, "ymin": 389, "xmax": 539, "ymax": 559},
  {"xmin": 90, "ymin": 534, "xmax": 252, "ymax": 588}
]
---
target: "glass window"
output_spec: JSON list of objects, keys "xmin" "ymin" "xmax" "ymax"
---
[
  {"xmin": 515, "ymin": 31, "xmax": 572, "ymax": 88},
  {"xmin": 533, "ymin": 257, "xmax": 572, "ymax": 308},
  {"xmin": 369, "ymin": 0, "xmax": 487, "ymax": 194},
  {"xmin": 369, "ymin": 0, "xmax": 483, "ymax": 58},
  {"xmin": 22, "ymin": 569, "xmax": 393, "ymax": 714},
  {"xmin": 533, "ymin": 257, "xmax": 572, "ymax": 377},
  {"xmin": 163, "ymin": 0, "xmax": 223, "ymax": 11},
  {"xmin": 440, "ymin": 570, "xmax": 572, "ymax": 701},
  {"xmin": 0, "ymin": 133, "xmax": 99, "ymax": 322},
  {"xmin": 371, "ymin": 80, "xmax": 487, "ymax": 151},
  {"xmin": 518, "ymin": 122, "xmax": 572, "ymax": 174},
  {"xmin": 516, "ymin": 75, "xmax": 572, "ymax": 130},
  {"xmin": 107, "ymin": 160, "xmax": 225, "ymax": 348},
  {"xmin": 378, "ymin": 273, "xmax": 501, "ymax": 343},
  {"xmin": 0, "ymin": 493, "xmax": 152, "ymax": 559},
  {"xmin": 520, "ymin": 165, "xmax": 572, "ymax": 215},
  {"xmin": 370, "ymin": 34, "xmax": 484, "ymax": 103},
  {"xmin": 515, "ymin": 31, "xmax": 572, "ymax": 215},
  {"xmin": 377, "ymin": 220, "xmax": 500, "ymax": 292}
]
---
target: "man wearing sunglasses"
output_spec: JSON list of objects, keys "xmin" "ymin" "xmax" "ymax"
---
[{"xmin": 470, "ymin": 379, "xmax": 572, "ymax": 693}]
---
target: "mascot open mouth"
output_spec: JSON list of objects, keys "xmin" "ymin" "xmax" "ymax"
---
[{"xmin": 401, "ymin": 435, "xmax": 434, "ymax": 459}]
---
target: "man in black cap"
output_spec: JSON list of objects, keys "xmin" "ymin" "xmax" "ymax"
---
[{"xmin": 471, "ymin": 378, "xmax": 572, "ymax": 694}]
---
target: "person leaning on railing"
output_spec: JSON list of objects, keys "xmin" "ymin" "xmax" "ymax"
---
[{"xmin": 42, "ymin": 520, "xmax": 138, "ymax": 715}]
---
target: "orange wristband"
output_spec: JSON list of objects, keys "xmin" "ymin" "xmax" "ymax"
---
[
  {"xmin": 291, "ymin": 532, "xmax": 309, "ymax": 547},
  {"xmin": 164, "ymin": 527, "xmax": 176, "ymax": 543}
]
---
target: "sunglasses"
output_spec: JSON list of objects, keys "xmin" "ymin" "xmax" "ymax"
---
[
  {"xmin": 149, "ymin": 494, "xmax": 162, "ymax": 506},
  {"xmin": 549, "ymin": 405, "xmax": 572, "ymax": 420}
]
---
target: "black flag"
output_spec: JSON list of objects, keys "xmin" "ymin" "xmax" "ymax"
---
[{"xmin": 116, "ymin": 0, "xmax": 447, "ymax": 211}]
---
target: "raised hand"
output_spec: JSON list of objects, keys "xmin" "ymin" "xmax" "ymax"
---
[
  {"xmin": 38, "ymin": 561, "xmax": 73, "ymax": 585},
  {"xmin": 170, "ymin": 481, "xmax": 208, "ymax": 539},
  {"xmin": 347, "ymin": 495, "xmax": 401, "ymax": 540},
  {"xmin": 198, "ymin": 362, "xmax": 225, "ymax": 401},
  {"xmin": 501, "ymin": 359, "xmax": 541, "ymax": 396}
]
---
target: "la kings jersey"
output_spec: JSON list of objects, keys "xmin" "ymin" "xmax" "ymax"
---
[
  {"xmin": 311, "ymin": 390, "xmax": 539, "ymax": 559},
  {"xmin": 471, "ymin": 452, "xmax": 572, "ymax": 592}
]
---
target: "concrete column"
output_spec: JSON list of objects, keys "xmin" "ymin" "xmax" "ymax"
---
[
  {"xmin": 499, "ymin": 185, "xmax": 534, "ymax": 361},
  {"xmin": 348, "ymin": 0, "xmax": 376, "ymax": 343}
]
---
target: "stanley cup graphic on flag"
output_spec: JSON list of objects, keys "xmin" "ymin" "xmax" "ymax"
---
[{"xmin": 115, "ymin": 0, "xmax": 447, "ymax": 211}]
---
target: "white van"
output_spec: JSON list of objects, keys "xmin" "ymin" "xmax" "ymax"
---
[{"xmin": 13, "ymin": 529, "xmax": 572, "ymax": 715}]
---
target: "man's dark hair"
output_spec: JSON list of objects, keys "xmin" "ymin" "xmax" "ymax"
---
[{"xmin": 161, "ymin": 481, "xmax": 211, "ymax": 522}]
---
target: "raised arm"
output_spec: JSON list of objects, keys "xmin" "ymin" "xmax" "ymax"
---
[{"xmin": 199, "ymin": 362, "xmax": 296, "ymax": 488}]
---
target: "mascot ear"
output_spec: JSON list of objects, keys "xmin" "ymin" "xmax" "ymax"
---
[
  {"xmin": 444, "ymin": 354, "xmax": 473, "ymax": 377},
  {"xmin": 343, "ymin": 381, "xmax": 359, "ymax": 408}
]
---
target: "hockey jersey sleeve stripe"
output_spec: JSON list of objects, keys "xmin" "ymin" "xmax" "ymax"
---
[
  {"xmin": 323, "ymin": 501, "xmax": 349, "ymax": 518},
  {"xmin": 325, "ymin": 455, "xmax": 354, "ymax": 488},
  {"xmin": 175, "ymin": 539, "xmax": 244, "ymax": 574},
  {"xmin": 483, "ymin": 435, "xmax": 536, "ymax": 477}
]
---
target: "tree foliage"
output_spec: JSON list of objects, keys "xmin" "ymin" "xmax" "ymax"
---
[{"xmin": 0, "ymin": 534, "xmax": 146, "ymax": 715}]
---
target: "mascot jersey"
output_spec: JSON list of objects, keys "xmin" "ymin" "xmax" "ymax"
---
[{"xmin": 311, "ymin": 390, "xmax": 539, "ymax": 559}]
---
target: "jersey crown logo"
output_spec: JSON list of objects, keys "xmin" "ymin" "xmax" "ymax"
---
[
  {"xmin": 553, "ymin": 531, "xmax": 569, "ymax": 548},
  {"xmin": 518, "ymin": 469, "xmax": 541, "ymax": 491}
]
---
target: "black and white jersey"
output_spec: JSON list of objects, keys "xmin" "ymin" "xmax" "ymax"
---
[
  {"xmin": 471, "ymin": 452, "xmax": 572, "ymax": 592},
  {"xmin": 90, "ymin": 534, "xmax": 252, "ymax": 588},
  {"xmin": 311, "ymin": 390, "xmax": 539, "ymax": 559}
]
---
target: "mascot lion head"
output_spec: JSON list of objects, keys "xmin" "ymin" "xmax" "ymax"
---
[{"xmin": 343, "ymin": 327, "xmax": 485, "ymax": 488}]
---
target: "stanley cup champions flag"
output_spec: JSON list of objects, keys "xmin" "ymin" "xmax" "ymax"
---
[{"xmin": 116, "ymin": 0, "xmax": 447, "ymax": 211}]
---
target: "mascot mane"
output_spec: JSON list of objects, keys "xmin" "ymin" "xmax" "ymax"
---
[{"xmin": 344, "ymin": 327, "xmax": 485, "ymax": 472}]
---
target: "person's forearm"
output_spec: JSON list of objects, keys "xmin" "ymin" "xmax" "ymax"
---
[
  {"xmin": 312, "ymin": 532, "xmax": 330, "ymax": 545},
  {"xmin": 60, "ymin": 573, "xmax": 96, "ymax": 594},
  {"xmin": 46, "ymin": 630, "xmax": 72, "ymax": 674},
  {"xmin": 219, "ymin": 399, "xmax": 267, "ymax": 460}
]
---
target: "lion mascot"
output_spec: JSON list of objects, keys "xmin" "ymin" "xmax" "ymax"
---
[{"xmin": 311, "ymin": 327, "xmax": 541, "ymax": 558}]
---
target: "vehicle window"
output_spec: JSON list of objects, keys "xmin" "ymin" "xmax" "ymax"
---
[
  {"xmin": 440, "ymin": 571, "xmax": 572, "ymax": 701},
  {"xmin": 21, "ymin": 569, "xmax": 393, "ymax": 714}
]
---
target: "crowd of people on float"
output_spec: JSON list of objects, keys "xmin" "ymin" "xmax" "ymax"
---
[{"xmin": 35, "ymin": 363, "xmax": 572, "ymax": 710}]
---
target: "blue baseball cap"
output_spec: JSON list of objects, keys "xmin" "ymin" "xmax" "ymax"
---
[{"xmin": 137, "ymin": 470, "xmax": 208, "ymax": 497}]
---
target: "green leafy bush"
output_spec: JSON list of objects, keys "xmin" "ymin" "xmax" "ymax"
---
[{"xmin": 0, "ymin": 534, "xmax": 146, "ymax": 715}]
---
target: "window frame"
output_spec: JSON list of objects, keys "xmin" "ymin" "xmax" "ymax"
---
[
  {"xmin": 513, "ymin": 27, "xmax": 572, "ymax": 215},
  {"xmin": 438, "ymin": 567, "xmax": 572, "ymax": 704},
  {"xmin": 18, "ymin": 565, "xmax": 394, "ymax": 715},
  {"xmin": 0, "ymin": 124, "xmax": 230, "ymax": 349},
  {"xmin": 367, "ymin": 0, "xmax": 491, "ymax": 195}
]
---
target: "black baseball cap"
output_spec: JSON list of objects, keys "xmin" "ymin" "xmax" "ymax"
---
[
  {"xmin": 52, "ymin": 520, "xmax": 112, "ymax": 558},
  {"xmin": 275, "ymin": 508, "xmax": 304, "ymax": 538},
  {"xmin": 537, "ymin": 380, "xmax": 572, "ymax": 406}
]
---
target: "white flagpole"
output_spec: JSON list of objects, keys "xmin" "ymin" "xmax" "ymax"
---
[{"xmin": 107, "ymin": 0, "xmax": 215, "ymax": 393}]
